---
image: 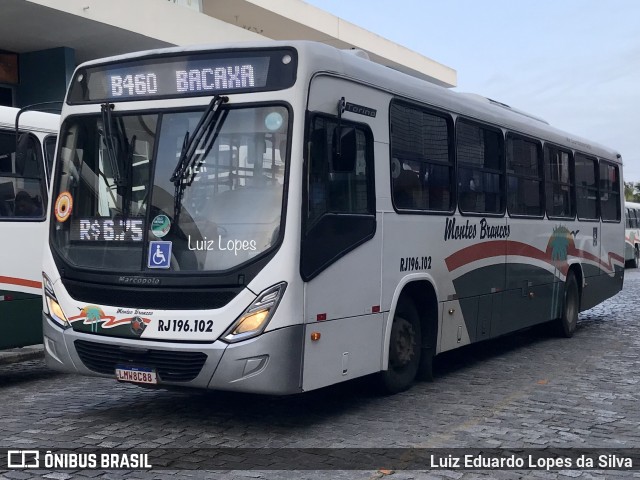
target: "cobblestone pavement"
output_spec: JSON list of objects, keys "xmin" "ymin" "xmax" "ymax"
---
[{"xmin": 1, "ymin": 272, "xmax": 640, "ymax": 480}]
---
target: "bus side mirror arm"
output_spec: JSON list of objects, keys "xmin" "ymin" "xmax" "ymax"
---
[{"xmin": 331, "ymin": 97, "xmax": 357, "ymax": 172}]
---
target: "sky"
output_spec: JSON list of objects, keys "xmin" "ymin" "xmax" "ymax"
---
[{"xmin": 305, "ymin": 0, "xmax": 640, "ymax": 182}]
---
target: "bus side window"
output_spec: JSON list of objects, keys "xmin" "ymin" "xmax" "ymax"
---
[
  {"xmin": 0, "ymin": 131, "xmax": 46, "ymax": 219},
  {"xmin": 599, "ymin": 161, "xmax": 620, "ymax": 222},
  {"xmin": 307, "ymin": 116, "xmax": 373, "ymax": 227},
  {"xmin": 389, "ymin": 101, "xmax": 454, "ymax": 212},
  {"xmin": 545, "ymin": 146, "xmax": 574, "ymax": 218},
  {"xmin": 575, "ymin": 153, "xmax": 599, "ymax": 220},
  {"xmin": 456, "ymin": 119, "xmax": 504, "ymax": 215},
  {"xmin": 506, "ymin": 134, "xmax": 543, "ymax": 217}
]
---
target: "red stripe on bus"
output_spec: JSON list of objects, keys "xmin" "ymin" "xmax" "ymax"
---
[
  {"xmin": 445, "ymin": 240, "xmax": 511, "ymax": 271},
  {"xmin": 446, "ymin": 241, "xmax": 623, "ymax": 275},
  {"xmin": 568, "ymin": 248, "xmax": 625, "ymax": 272},
  {"xmin": 0, "ymin": 276, "xmax": 42, "ymax": 289}
]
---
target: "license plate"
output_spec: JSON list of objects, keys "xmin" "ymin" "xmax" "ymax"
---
[{"xmin": 115, "ymin": 365, "xmax": 157, "ymax": 385}]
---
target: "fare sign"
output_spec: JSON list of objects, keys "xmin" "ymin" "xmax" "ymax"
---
[{"xmin": 70, "ymin": 218, "xmax": 144, "ymax": 242}]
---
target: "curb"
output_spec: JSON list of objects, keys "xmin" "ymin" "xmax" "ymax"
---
[{"xmin": 0, "ymin": 344, "xmax": 44, "ymax": 366}]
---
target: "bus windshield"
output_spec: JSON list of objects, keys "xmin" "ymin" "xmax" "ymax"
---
[{"xmin": 51, "ymin": 104, "xmax": 289, "ymax": 273}]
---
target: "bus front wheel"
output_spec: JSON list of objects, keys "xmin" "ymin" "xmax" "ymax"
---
[
  {"xmin": 378, "ymin": 298, "xmax": 421, "ymax": 393},
  {"xmin": 557, "ymin": 271, "xmax": 579, "ymax": 338}
]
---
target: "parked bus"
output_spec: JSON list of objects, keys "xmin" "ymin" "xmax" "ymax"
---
[
  {"xmin": 42, "ymin": 41, "xmax": 624, "ymax": 394},
  {"xmin": 624, "ymin": 201, "xmax": 640, "ymax": 268},
  {"xmin": 1, "ymin": 106, "xmax": 58, "ymax": 349}
]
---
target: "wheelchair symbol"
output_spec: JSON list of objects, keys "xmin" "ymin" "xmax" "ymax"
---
[
  {"xmin": 148, "ymin": 241, "xmax": 171, "ymax": 269},
  {"xmin": 153, "ymin": 245, "xmax": 166, "ymax": 264}
]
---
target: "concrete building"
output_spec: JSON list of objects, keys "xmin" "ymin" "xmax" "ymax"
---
[{"xmin": 0, "ymin": 0, "xmax": 456, "ymax": 108}]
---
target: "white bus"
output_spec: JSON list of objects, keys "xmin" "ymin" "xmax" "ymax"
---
[
  {"xmin": 42, "ymin": 41, "xmax": 624, "ymax": 394},
  {"xmin": 624, "ymin": 201, "xmax": 640, "ymax": 268},
  {"xmin": 1, "ymin": 106, "xmax": 58, "ymax": 349}
]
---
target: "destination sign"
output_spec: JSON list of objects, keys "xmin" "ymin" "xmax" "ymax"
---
[{"xmin": 68, "ymin": 48, "xmax": 297, "ymax": 103}]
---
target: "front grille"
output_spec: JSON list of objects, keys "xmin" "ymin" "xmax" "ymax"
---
[
  {"xmin": 75, "ymin": 340, "xmax": 208, "ymax": 382},
  {"xmin": 62, "ymin": 279, "xmax": 238, "ymax": 310}
]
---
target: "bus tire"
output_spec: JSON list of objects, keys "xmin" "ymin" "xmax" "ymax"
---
[
  {"xmin": 557, "ymin": 271, "xmax": 579, "ymax": 338},
  {"xmin": 378, "ymin": 298, "xmax": 421, "ymax": 394}
]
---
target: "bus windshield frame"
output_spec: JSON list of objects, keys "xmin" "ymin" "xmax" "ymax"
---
[{"xmin": 50, "ymin": 102, "xmax": 292, "ymax": 276}]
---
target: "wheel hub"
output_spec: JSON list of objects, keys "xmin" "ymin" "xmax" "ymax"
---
[{"xmin": 390, "ymin": 318, "xmax": 416, "ymax": 367}]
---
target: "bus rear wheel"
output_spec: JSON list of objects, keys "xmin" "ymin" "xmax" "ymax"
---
[
  {"xmin": 556, "ymin": 271, "xmax": 579, "ymax": 338},
  {"xmin": 378, "ymin": 298, "xmax": 421, "ymax": 393}
]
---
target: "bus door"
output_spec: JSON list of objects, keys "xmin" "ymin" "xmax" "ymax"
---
[{"xmin": 300, "ymin": 76, "xmax": 386, "ymax": 390}]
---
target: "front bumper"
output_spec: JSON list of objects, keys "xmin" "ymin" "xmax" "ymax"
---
[{"xmin": 43, "ymin": 314, "xmax": 304, "ymax": 395}]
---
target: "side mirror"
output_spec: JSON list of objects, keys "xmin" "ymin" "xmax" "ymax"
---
[{"xmin": 331, "ymin": 127, "xmax": 357, "ymax": 173}]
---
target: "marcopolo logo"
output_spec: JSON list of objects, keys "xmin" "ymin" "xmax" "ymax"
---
[{"xmin": 118, "ymin": 276, "xmax": 161, "ymax": 286}]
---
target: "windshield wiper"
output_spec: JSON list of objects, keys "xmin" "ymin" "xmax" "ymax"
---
[
  {"xmin": 100, "ymin": 103, "xmax": 127, "ymax": 187},
  {"xmin": 101, "ymin": 103, "xmax": 137, "ymax": 225},
  {"xmin": 123, "ymin": 134, "xmax": 136, "ymax": 219},
  {"xmin": 170, "ymin": 95, "xmax": 229, "ymax": 223}
]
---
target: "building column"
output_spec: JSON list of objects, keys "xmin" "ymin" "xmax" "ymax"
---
[{"xmin": 17, "ymin": 47, "xmax": 75, "ymax": 108}]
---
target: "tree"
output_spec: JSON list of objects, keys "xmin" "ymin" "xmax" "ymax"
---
[{"xmin": 624, "ymin": 182, "xmax": 640, "ymax": 202}]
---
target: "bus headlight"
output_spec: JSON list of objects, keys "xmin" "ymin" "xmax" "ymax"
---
[
  {"xmin": 222, "ymin": 282, "xmax": 286, "ymax": 343},
  {"xmin": 42, "ymin": 273, "xmax": 69, "ymax": 328}
]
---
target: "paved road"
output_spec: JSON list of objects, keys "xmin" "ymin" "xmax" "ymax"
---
[{"xmin": 1, "ymin": 271, "xmax": 640, "ymax": 480}]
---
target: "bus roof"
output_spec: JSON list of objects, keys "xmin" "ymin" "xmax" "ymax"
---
[
  {"xmin": 71, "ymin": 40, "xmax": 621, "ymax": 162},
  {"xmin": 0, "ymin": 106, "xmax": 59, "ymax": 133}
]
